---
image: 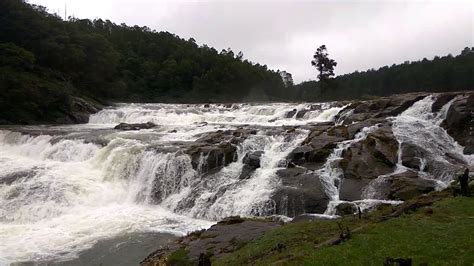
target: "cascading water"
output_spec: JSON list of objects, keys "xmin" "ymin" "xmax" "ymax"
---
[
  {"xmin": 1, "ymin": 97, "xmax": 469, "ymax": 263},
  {"xmin": 0, "ymin": 102, "xmax": 342, "ymax": 264},
  {"xmin": 362, "ymin": 95, "xmax": 473, "ymax": 200}
]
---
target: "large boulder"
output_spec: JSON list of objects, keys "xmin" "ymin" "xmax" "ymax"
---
[
  {"xmin": 340, "ymin": 124, "xmax": 398, "ymax": 180},
  {"xmin": 401, "ymin": 142, "xmax": 427, "ymax": 171},
  {"xmin": 239, "ymin": 151, "xmax": 264, "ymax": 179},
  {"xmin": 388, "ymin": 171, "xmax": 438, "ymax": 201},
  {"xmin": 358, "ymin": 170, "xmax": 438, "ymax": 201},
  {"xmin": 187, "ymin": 142, "xmax": 237, "ymax": 174},
  {"xmin": 441, "ymin": 93, "xmax": 474, "ymax": 154},
  {"xmin": 287, "ymin": 124, "xmax": 350, "ymax": 167},
  {"xmin": 338, "ymin": 124, "xmax": 398, "ymax": 201},
  {"xmin": 285, "ymin": 109, "xmax": 297, "ymax": 118},
  {"xmin": 272, "ymin": 168, "xmax": 330, "ymax": 216}
]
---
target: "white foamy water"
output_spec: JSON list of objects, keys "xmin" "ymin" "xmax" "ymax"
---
[
  {"xmin": 1, "ymin": 98, "xmax": 470, "ymax": 264},
  {"xmin": 0, "ymin": 102, "xmax": 341, "ymax": 264}
]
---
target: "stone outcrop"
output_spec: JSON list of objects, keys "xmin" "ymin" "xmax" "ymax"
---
[
  {"xmin": 272, "ymin": 168, "xmax": 330, "ymax": 216},
  {"xmin": 367, "ymin": 170, "xmax": 438, "ymax": 201},
  {"xmin": 338, "ymin": 124, "xmax": 398, "ymax": 200},
  {"xmin": 141, "ymin": 216, "xmax": 280, "ymax": 265},
  {"xmin": 440, "ymin": 93, "xmax": 474, "ymax": 154},
  {"xmin": 336, "ymin": 93, "xmax": 427, "ymax": 124},
  {"xmin": 239, "ymin": 151, "xmax": 264, "ymax": 179}
]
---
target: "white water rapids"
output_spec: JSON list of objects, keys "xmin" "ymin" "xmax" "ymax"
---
[
  {"xmin": 0, "ymin": 98, "xmax": 471, "ymax": 264},
  {"xmin": 0, "ymin": 103, "xmax": 343, "ymax": 264}
]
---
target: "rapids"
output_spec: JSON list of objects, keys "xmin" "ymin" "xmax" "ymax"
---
[
  {"xmin": 0, "ymin": 99, "xmax": 471, "ymax": 264},
  {"xmin": 0, "ymin": 103, "xmax": 342, "ymax": 264}
]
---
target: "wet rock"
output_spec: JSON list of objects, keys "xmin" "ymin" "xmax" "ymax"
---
[
  {"xmin": 346, "ymin": 119, "xmax": 385, "ymax": 139},
  {"xmin": 288, "ymin": 125, "xmax": 347, "ymax": 166},
  {"xmin": 340, "ymin": 125, "xmax": 398, "ymax": 180},
  {"xmin": 335, "ymin": 202, "xmax": 358, "ymax": 216},
  {"xmin": 363, "ymin": 170, "xmax": 437, "ymax": 201},
  {"xmin": 339, "ymin": 178, "xmax": 372, "ymax": 201},
  {"xmin": 187, "ymin": 142, "xmax": 237, "ymax": 173},
  {"xmin": 441, "ymin": 93, "xmax": 474, "ymax": 154},
  {"xmin": 338, "ymin": 125, "xmax": 398, "ymax": 200},
  {"xmin": 338, "ymin": 93, "xmax": 428, "ymax": 124},
  {"xmin": 239, "ymin": 151, "xmax": 264, "ymax": 179},
  {"xmin": 285, "ymin": 109, "xmax": 297, "ymax": 118},
  {"xmin": 296, "ymin": 109, "xmax": 308, "ymax": 119},
  {"xmin": 401, "ymin": 142, "xmax": 427, "ymax": 171},
  {"xmin": 388, "ymin": 172, "xmax": 437, "ymax": 201},
  {"xmin": 432, "ymin": 93, "xmax": 457, "ymax": 113},
  {"xmin": 242, "ymin": 151, "xmax": 263, "ymax": 168},
  {"xmin": 69, "ymin": 96, "xmax": 104, "ymax": 124},
  {"xmin": 272, "ymin": 170, "xmax": 330, "ymax": 216},
  {"xmin": 114, "ymin": 122, "xmax": 157, "ymax": 130}
]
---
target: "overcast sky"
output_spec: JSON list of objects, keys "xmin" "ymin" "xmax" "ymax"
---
[{"xmin": 28, "ymin": 0, "xmax": 473, "ymax": 83}]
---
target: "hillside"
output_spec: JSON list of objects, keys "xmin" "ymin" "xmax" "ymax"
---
[
  {"xmin": 0, "ymin": 0, "xmax": 285, "ymax": 124},
  {"xmin": 1, "ymin": 0, "xmax": 473, "ymax": 125}
]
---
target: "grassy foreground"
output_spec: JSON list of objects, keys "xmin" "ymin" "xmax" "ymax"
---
[{"xmin": 213, "ymin": 195, "xmax": 474, "ymax": 265}]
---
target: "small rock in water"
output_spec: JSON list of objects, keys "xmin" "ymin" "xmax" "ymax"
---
[{"xmin": 114, "ymin": 122, "xmax": 157, "ymax": 130}]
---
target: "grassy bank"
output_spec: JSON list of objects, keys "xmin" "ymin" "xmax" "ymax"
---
[{"xmin": 214, "ymin": 195, "xmax": 474, "ymax": 265}]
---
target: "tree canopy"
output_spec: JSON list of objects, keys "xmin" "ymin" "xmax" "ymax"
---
[
  {"xmin": 0, "ymin": 0, "xmax": 472, "ymax": 124},
  {"xmin": 311, "ymin": 45, "xmax": 337, "ymax": 82}
]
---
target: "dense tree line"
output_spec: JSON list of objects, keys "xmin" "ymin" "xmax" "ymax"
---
[
  {"xmin": 295, "ymin": 48, "xmax": 474, "ymax": 101},
  {"xmin": 0, "ymin": 0, "xmax": 472, "ymax": 124},
  {"xmin": 0, "ymin": 0, "xmax": 285, "ymax": 123}
]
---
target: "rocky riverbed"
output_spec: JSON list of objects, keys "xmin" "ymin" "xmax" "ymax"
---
[{"xmin": 0, "ymin": 92, "xmax": 472, "ymax": 264}]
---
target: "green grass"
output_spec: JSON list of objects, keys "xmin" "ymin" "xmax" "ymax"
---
[{"xmin": 214, "ymin": 197, "xmax": 474, "ymax": 265}]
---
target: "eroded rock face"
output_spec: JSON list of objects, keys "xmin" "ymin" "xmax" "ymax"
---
[
  {"xmin": 287, "ymin": 123, "xmax": 347, "ymax": 167},
  {"xmin": 340, "ymin": 124, "xmax": 398, "ymax": 180},
  {"xmin": 441, "ymin": 93, "xmax": 474, "ymax": 154},
  {"xmin": 272, "ymin": 168, "xmax": 329, "ymax": 216},
  {"xmin": 337, "ymin": 124, "xmax": 398, "ymax": 201},
  {"xmin": 187, "ymin": 142, "xmax": 237, "ymax": 174}
]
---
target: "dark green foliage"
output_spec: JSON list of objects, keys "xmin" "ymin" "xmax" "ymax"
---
[
  {"xmin": 1, "ymin": 0, "xmax": 472, "ymax": 124},
  {"xmin": 311, "ymin": 45, "xmax": 337, "ymax": 82},
  {"xmin": 0, "ymin": 0, "xmax": 285, "ymax": 123},
  {"xmin": 297, "ymin": 48, "xmax": 474, "ymax": 101}
]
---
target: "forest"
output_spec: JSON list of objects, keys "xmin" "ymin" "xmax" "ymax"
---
[
  {"xmin": 0, "ymin": 0, "xmax": 473, "ymax": 124},
  {"xmin": 295, "ymin": 47, "xmax": 474, "ymax": 101}
]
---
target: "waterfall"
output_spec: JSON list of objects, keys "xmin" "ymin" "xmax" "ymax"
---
[
  {"xmin": 1, "ymin": 97, "xmax": 470, "ymax": 263},
  {"xmin": 0, "ymin": 102, "xmax": 339, "ymax": 263}
]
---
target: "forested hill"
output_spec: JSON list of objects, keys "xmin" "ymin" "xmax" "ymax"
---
[
  {"xmin": 0, "ymin": 0, "xmax": 285, "ymax": 124},
  {"xmin": 294, "ymin": 48, "xmax": 474, "ymax": 101},
  {"xmin": 1, "ymin": 0, "xmax": 473, "ymax": 124}
]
